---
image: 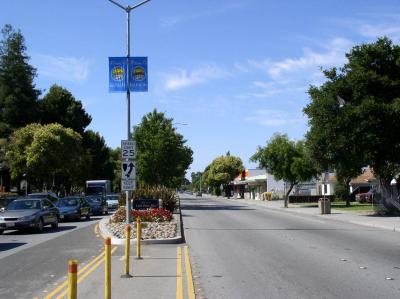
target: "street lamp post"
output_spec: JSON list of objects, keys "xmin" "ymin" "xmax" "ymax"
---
[{"xmin": 108, "ymin": 0, "xmax": 151, "ymax": 224}]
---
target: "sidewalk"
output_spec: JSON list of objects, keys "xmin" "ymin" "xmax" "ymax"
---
[
  {"xmin": 53, "ymin": 243, "xmax": 195, "ymax": 299},
  {"xmin": 205, "ymin": 194, "xmax": 400, "ymax": 232}
]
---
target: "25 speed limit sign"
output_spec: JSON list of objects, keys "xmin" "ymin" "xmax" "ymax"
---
[{"xmin": 121, "ymin": 140, "xmax": 136, "ymax": 160}]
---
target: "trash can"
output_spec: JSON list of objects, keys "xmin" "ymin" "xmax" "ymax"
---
[{"xmin": 318, "ymin": 197, "xmax": 331, "ymax": 214}]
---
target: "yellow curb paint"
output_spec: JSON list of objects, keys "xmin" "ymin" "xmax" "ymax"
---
[
  {"xmin": 184, "ymin": 246, "xmax": 195, "ymax": 299},
  {"xmin": 176, "ymin": 247, "xmax": 183, "ymax": 299},
  {"xmin": 94, "ymin": 223, "xmax": 99, "ymax": 235},
  {"xmin": 44, "ymin": 247, "xmax": 117, "ymax": 299}
]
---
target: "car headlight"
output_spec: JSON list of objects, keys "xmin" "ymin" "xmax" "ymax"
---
[{"xmin": 20, "ymin": 215, "xmax": 36, "ymax": 221}]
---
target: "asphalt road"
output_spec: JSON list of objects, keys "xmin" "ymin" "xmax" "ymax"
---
[
  {"xmin": 181, "ymin": 194, "xmax": 400, "ymax": 299},
  {"xmin": 0, "ymin": 215, "xmax": 107, "ymax": 299}
]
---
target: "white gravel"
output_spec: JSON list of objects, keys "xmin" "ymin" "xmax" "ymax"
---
[{"xmin": 106, "ymin": 221, "xmax": 178, "ymax": 240}]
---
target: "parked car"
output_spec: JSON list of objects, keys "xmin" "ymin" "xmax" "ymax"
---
[
  {"xmin": 28, "ymin": 192, "xmax": 58, "ymax": 204},
  {"xmin": 85, "ymin": 195, "xmax": 108, "ymax": 215},
  {"xmin": 355, "ymin": 188, "xmax": 378, "ymax": 203},
  {"xmin": 106, "ymin": 194, "xmax": 119, "ymax": 210},
  {"xmin": 350, "ymin": 186, "xmax": 372, "ymax": 202},
  {"xmin": 0, "ymin": 198, "xmax": 59, "ymax": 234},
  {"xmin": 57, "ymin": 196, "xmax": 91, "ymax": 221}
]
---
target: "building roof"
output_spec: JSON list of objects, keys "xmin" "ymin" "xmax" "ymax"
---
[{"xmin": 350, "ymin": 167, "xmax": 377, "ymax": 185}]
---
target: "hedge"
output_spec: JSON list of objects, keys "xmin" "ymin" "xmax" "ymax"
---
[{"xmin": 288, "ymin": 195, "xmax": 334, "ymax": 203}]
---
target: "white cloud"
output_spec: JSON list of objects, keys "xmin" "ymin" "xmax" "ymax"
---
[
  {"xmin": 161, "ymin": 3, "xmax": 243, "ymax": 27},
  {"xmin": 32, "ymin": 54, "xmax": 89, "ymax": 83},
  {"xmin": 358, "ymin": 24, "xmax": 400, "ymax": 42},
  {"xmin": 245, "ymin": 109, "xmax": 306, "ymax": 127},
  {"xmin": 162, "ymin": 64, "xmax": 230, "ymax": 91},
  {"xmin": 248, "ymin": 38, "xmax": 352, "ymax": 80}
]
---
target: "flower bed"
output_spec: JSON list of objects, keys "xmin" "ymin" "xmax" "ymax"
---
[{"xmin": 106, "ymin": 206, "xmax": 177, "ymax": 240}]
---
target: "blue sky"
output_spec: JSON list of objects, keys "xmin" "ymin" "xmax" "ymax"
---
[{"xmin": 1, "ymin": 0, "xmax": 400, "ymax": 176}]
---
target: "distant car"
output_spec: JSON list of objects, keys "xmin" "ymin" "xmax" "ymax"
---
[
  {"xmin": 85, "ymin": 195, "xmax": 108, "ymax": 215},
  {"xmin": 356, "ymin": 188, "xmax": 378, "ymax": 203},
  {"xmin": 196, "ymin": 192, "xmax": 202, "ymax": 197},
  {"xmin": 57, "ymin": 196, "xmax": 91, "ymax": 221},
  {"xmin": 28, "ymin": 192, "xmax": 58, "ymax": 204},
  {"xmin": 0, "ymin": 198, "xmax": 59, "ymax": 234},
  {"xmin": 106, "ymin": 194, "xmax": 119, "ymax": 210}
]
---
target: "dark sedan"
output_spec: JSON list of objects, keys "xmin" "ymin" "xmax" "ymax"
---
[
  {"xmin": 57, "ymin": 196, "xmax": 91, "ymax": 221},
  {"xmin": 85, "ymin": 195, "xmax": 108, "ymax": 215},
  {"xmin": 0, "ymin": 198, "xmax": 59, "ymax": 234}
]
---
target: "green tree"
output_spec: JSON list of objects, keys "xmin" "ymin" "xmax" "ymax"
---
[
  {"xmin": 134, "ymin": 109, "xmax": 193, "ymax": 188},
  {"xmin": 203, "ymin": 154, "xmax": 244, "ymax": 195},
  {"xmin": 39, "ymin": 85, "xmax": 92, "ymax": 134},
  {"xmin": 190, "ymin": 171, "xmax": 203, "ymax": 192},
  {"xmin": 304, "ymin": 37, "xmax": 400, "ymax": 206},
  {"xmin": 6, "ymin": 123, "xmax": 82, "ymax": 190},
  {"xmin": 110, "ymin": 147, "xmax": 121, "ymax": 193},
  {"xmin": 0, "ymin": 24, "xmax": 39, "ymax": 137},
  {"xmin": 80, "ymin": 130, "xmax": 115, "ymax": 183},
  {"xmin": 251, "ymin": 133, "xmax": 318, "ymax": 207}
]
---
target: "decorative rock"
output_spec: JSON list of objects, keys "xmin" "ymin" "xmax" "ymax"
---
[{"xmin": 106, "ymin": 221, "xmax": 177, "ymax": 240}]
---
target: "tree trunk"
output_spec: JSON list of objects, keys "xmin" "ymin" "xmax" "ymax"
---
[
  {"xmin": 345, "ymin": 178, "xmax": 351, "ymax": 207},
  {"xmin": 284, "ymin": 183, "xmax": 295, "ymax": 208}
]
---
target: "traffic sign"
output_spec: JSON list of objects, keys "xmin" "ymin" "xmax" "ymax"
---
[
  {"xmin": 121, "ymin": 140, "xmax": 136, "ymax": 160},
  {"xmin": 121, "ymin": 161, "xmax": 136, "ymax": 179},
  {"xmin": 121, "ymin": 179, "xmax": 136, "ymax": 191}
]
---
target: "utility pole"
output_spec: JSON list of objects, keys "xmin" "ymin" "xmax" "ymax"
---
[{"xmin": 108, "ymin": 0, "xmax": 151, "ymax": 224}]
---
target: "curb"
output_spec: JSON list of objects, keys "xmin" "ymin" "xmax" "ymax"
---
[{"xmin": 98, "ymin": 211, "xmax": 184, "ymax": 245}]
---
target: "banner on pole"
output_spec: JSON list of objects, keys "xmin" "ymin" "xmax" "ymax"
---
[
  {"xmin": 109, "ymin": 57, "xmax": 127, "ymax": 92},
  {"xmin": 129, "ymin": 57, "xmax": 148, "ymax": 92},
  {"xmin": 109, "ymin": 57, "xmax": 148, "ymax": 92}
]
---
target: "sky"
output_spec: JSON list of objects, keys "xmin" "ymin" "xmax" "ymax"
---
[{"xmin": 1, "ymin": 0, "xmax": 400, "ymax": 176}]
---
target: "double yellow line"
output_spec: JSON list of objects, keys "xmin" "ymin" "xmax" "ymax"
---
[
  {"xmin": 43, "ymin": 246, "xmax": 117, "ymax": 299},
  {"xmin": 176, "ymin": 245, "xmax": 195, "ymax": 299}
]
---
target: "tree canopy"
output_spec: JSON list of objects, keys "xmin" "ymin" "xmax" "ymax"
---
[
  {"xmin": 0, "ymin": 24, "xmax": 39, "ymax": 137},
  {"xmin": 6, "ymin": 123, "xmax": 82, "ymax": 190},
  {"xmin": 134, "ymin": 109, "xmax": 193, "ymax": 188},
  {"xmin": 203, "ymin": 154, "xmax": 244, "ymax": 195},
  {"xmin": 304, "ymin": 37, "xmax": 400, "ymax": 201},
  {"xmin": 39, "ymin": 85, "xmax": 92, "ymax": 134},
  {"xmin": 251, "ymin": 133, "xmax": 318, "ymax": 207}
]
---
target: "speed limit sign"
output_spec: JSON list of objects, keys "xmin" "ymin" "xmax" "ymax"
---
[{"xmin": 121, "ymin": 140, "xmax": 136, "ymax": 160}]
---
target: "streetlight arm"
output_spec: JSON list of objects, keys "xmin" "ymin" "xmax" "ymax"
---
[
  {"xmin": 107, "ymin": 0, "xmax": 126, "ymax": 10},
  {"xmin": 130, "ymin": 0, "xmax": 151, "ymax": 11}
]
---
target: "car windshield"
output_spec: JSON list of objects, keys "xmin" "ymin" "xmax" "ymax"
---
[
  {"xmin": 7, "ymin": 200, "xmax": 41, "ymax": 210},
  {"xmin": 57, "ymin": 198, "xmax": 79, "ymax": 207},
  {"xmin": 86, "ymin": 197, "xmax": 101, "ymax": 203},
  {"xmin": 106, "ymin": 196, "xmax": 119, "ymax": 201},
  {"xmin": 28, "ymin": 194, "xmax": 45, "ymax": 199}
]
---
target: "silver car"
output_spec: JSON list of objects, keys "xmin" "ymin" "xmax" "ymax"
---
[{"xmin": 0, "ymin": 198, "xmax": 59, "ymax": 234}]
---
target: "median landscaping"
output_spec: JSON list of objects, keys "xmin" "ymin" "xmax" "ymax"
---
[
  {"xmin": 106, "ymin": 206, "xmax": 178, "ymax": 239},
  {"xmin": 293, "ymin": 201, "xmax": 375, "ymax": 213}
]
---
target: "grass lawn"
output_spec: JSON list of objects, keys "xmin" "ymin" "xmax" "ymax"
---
[{"xmin": 293, "ymin": 201, "xmax": 374, "ymax": 212}]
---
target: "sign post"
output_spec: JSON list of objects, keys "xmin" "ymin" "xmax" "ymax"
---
[{"xmin": 107, "ymin": 0, "xmax": 151, "ymax": 224}]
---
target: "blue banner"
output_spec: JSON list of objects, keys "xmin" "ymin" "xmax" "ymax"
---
[
  {"xmin": 109, "ymin": 57, "xmax": 148, "ymax": 92},
  {"xmin": 130, "ymin": 57, "xmax": 148, "ymax": 92},
  {"xmin": 109, "ymin": 57, "xmax": 127, "ymax": 92}
]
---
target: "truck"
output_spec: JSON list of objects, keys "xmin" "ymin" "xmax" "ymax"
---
[{"xmin": 86, "ymin": 180, "xmax": 111, "ymax": 196}]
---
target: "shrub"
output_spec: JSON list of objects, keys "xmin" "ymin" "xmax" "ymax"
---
[
  {"xmin": 111, "ymin": 206, "xmax": 126, "ymax": 223},
  {"xmin": 334, "ymin": 182, "xmax": 350, "ymax": 201},
  {"xmin": 133, "ymin": 186, "xmax": 177, "ymax": 212}
]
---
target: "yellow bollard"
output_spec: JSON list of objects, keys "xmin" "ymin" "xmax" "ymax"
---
[
  {"xmin": 121, "ymin": 224, "xmax": 132, "ymax": 278},
  {"xmin": 68, "ymin": 259, "xmax": 78, "ymax": 299},
  {"xmin": 105, "ymin": 237, "xmax": 111, "ymax": 299},
  {"xmin": 136, "ymin": 218, "xmax": 142, "ymax": 259}
]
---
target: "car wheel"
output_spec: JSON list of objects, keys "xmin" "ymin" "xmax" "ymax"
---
[
  {"xmin": 51, "ymin": 217, "xmax": 58, "ymax": 229},
  {"xmin": 0, "ymin": 230, "xmax": 3, "ymax": 234},
  {"xmin": 76, "ymin": 212, "xmax": 81, "ymax": 221},
  {"xmin": 86, "ymin": 213, "xmax": 90, "ymax": 220},
  {"xmin": 37, "ymin": 219, "xmax": 44, "ymax": 233},
  {"xmin": 105, "ymin": 209, "xmax": 108, "ymax": 215}
]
